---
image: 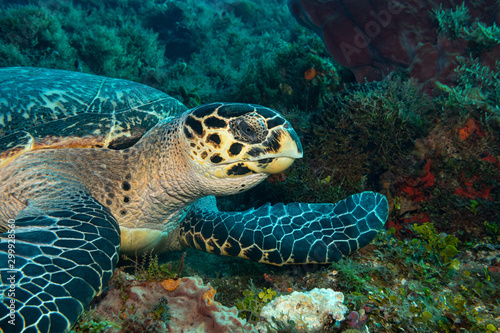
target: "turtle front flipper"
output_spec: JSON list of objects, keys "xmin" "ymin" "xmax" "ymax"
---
[
  {"xmin": 0, "ymin": 192, "xmax": 120, "ymax": 332},
  {"xmin": 180, "ymin": 191, "xmax": 388, "ymax": 265}
]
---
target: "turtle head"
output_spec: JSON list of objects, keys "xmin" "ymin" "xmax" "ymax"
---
[{"xmin": 181, "ymin": 103, "xmax": 303, "ymax": 194}]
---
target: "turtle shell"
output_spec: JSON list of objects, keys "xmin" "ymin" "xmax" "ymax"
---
[{"xmin": 0, "ymin": 67, "xmax": 187, "ymax": 166}]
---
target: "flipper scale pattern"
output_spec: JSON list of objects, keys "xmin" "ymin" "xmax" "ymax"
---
[
  {"xmin": 0, "ymin": 194, "xmax": 120, "ymax": 333},
  {"xmin": 180, "ymin": 191, "xmax": 388, "ymax": 265}
]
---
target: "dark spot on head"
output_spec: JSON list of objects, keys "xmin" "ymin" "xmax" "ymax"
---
[
  {"xmin": 201, "ymin": 151, "xmax": 208, "ymax": 159},
  {"xmin": 183, "ymin": 126, "xmax": 193, "ymax": 139},
  {"xmin": 123, "ymin": 196, "xmax": 130, "ymax": 203},
  {"xmin": 192, "ymin": 103, "xmax": 222, "ymax": 118},
  {"xmin": 227, "ymin": 163, "xmax": 256, "ymax": 176},
  {"xmin": 108, "ymin": 192, "xmax": 115, "ymax": 198},
  {"xmin": 185, "ymin": 116, "xmax": 203, "ymax": 136},
  {"xmin": 255, "ymin": 106, "xmax": 278, "ymax": 119},
  {"xmin": 106, "ymin": 199, "xmax": 112, "ymax": 205},
  {"xmin": 190, "ymin": 142, "xmax": 196, "ymax": 147},
  {"xmin": 120, "ymin": 210, "xmax": 127, "ymax": 215},
  {"xmin": 264, "ymin": 131, "xmax": 282, "ymax": 153},
  {"xmin": 267, "ymin": 117, "xmax": 286, "ymax": 129},
  {"xmin": 122, "ymin": 181, "xmax": 131, "ymax": 191},
  {"xmin": 258, "ymin": 158, "xmax": 274, "ymax": 164},
  {"xmin": 210, "ymin": 154, "xmax": 224, "ymax": 164},
  {"xmin": 246, "ymin": 147, "xmax": 265, "ymax": 158},
  {"xmin": 229, "ymin": 143, "xmax": 243, "ymax": 156},
  {"xmin": 207, "ymin": 133, "xmax": 221, "ymax": 146},
  {"xmin": 125, "ymin": 173, "xmax": 132, "ymax": 180},
  {"xmin": 204, "ymin": 116, "xmax": 227, "ymax": 128},
  {"xmin": 122, "ymin": 154, "xmax": 129, "ymax": 160},
  {"xmin": 217, "ymin": 104, "xmax": 252, "ymax": 117},
  {"xmin": 104, "ymin": 186, "xmax": 112, "ymax": 192}
]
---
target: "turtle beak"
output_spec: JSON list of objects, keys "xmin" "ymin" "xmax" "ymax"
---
[
  {"xmin": 262, "ymin": 125, "xmax": 303, "ymax": 174},
  {"xmin": 263, "ymin": 157, "xmax": 297, "ymax": 174},
  {"xmin": 245, "ymin": 123, "xmax": 303, "ymax": 175}
]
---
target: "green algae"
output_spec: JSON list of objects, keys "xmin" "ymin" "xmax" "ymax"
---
[
  {"xmin": 433, "ymin": 2, "xmax": 500, "ymax": 48},
  {"xmin": 235, "ymin": 284, "xmax": 278, "ymax": 323},
  {"xmin": 412, "ymin": 222, "xmax": 460, "ymax": 266}
]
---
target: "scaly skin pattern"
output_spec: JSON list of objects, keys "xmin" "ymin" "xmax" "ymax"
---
[
  {"xmin": 181, "ymin": 193, "xmax": 388, "ymax": 265},
  {"xmin": 0, "ymin": 151, "xmax": 121, "ymax": 332},
  {"xmin": 0, "ymin": 68, "xmax": 388, "ymax": 332}
]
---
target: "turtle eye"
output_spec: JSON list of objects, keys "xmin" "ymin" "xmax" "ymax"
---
[
  {"xmin": 230, "ymin": 113, "xmax": 268, "ymax": 143},
  {"xmin": 238, "ymin": 121, "xmax": 257, "ymax": 140}
]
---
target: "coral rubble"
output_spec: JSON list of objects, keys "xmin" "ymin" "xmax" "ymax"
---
[{"xmin": 258, "ymin": 288, "xmax": 347, "ymax": 332}]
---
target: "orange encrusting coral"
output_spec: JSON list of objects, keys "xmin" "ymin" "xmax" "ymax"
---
[
  {"xmin": 399, "ymin": 159, "xmax": 435, "ymax": 202},
  {"xmin": 202, "ymin": 285, "xmax": 217, "ymax": 305},
  {"xmin": 458, "ymin": 118, "xmax": 483, "ymax": 140},
  {"xmin": 161, "ymin": 278, "xmax": 181, "ymax": 291},
  {"xmin": 453, "ymin": 174, "xmax": 492, "ymax": 200},
  {"xmin": 304, "ymin": 68, "xmax": 316, "ymax": 81}
]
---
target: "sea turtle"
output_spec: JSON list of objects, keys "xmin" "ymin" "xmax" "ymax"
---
[{"xmin": 0, "ymin": 67, "xmax": 388, "ymax": 332}]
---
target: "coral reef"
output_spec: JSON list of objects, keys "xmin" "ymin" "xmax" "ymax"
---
[
  {"xmin": 0, "ymin": 5, "xmax": 74, "ymax": 69},
  {"xmin": 288, "ymin": 0, "xmax": 500, "ymax": 89},
  {"xmin": 257, "ymin": 288, "xmax": 348, "ymax": 332},
  {"xmin": 1, "ymin": 0, "xmax": 499, "ymax": 332},
  {"xmin": 234, "ymin": 31, "xmax": 342, "ymax": 112},
  {"xmin": 385, "ymin": 103, "xmax": 500, "ymax": 239},
  {"xmin": 76, "ymin": 271, "xmax": 255, "ymax": 333},
  {"xmin": 0, "ymin": 0, "xmax": 302, "ymax": 106},
  {"xmin": 339, "ymin": 229, "xmax": 500, "ymax": 332}
]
